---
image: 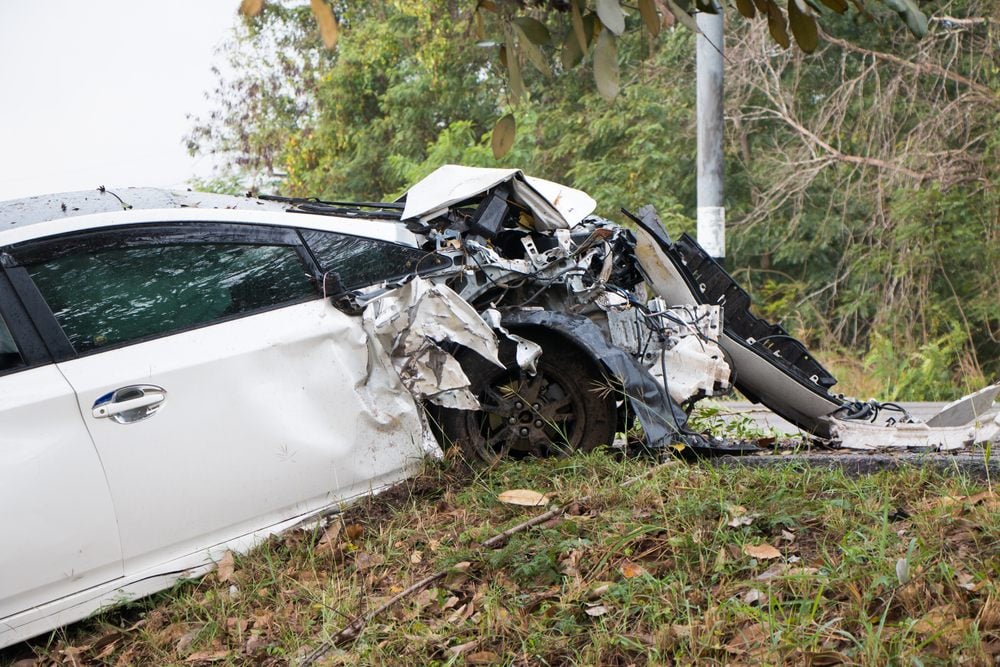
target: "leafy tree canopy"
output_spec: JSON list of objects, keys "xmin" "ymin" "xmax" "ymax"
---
[{"xmin": 237, "ymin": 0, "xmax": 929, "ymax": 153}]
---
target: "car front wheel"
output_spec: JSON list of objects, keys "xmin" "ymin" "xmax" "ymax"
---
[{"xmin": 438, "ymin": 331, "xmax": 618, "ymax": 464}]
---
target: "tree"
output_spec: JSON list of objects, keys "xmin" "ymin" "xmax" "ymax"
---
[
  {"xmin": 234, "ymin": 0, "xmax": 930, "ymax": 154},
  {"xmin": 720, "ymin": 1, "xmax": 998, "ymax": 392}
]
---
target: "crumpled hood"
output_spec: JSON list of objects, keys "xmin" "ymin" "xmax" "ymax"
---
[{"xmin": 400, "ymin": 164, "xmax": 596, "ymax": 230}]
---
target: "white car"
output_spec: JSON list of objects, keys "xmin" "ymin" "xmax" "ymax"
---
[
  {"xmin": 0, "ymin": 188, "xmax": 455, "ymax": 648},
  {"xmin": 6, "ymin": 166, "xmax": 984, "ymax": 649}
]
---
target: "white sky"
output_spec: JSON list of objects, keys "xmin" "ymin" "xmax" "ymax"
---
[{"xmin": 0, "ymin": 2, "xmax": 240, "ymax": 201}]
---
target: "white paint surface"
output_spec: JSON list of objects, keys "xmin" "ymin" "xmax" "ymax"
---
[{"xmin": 402, "ymin": 165, "xmax": 597, "ymax": 229}]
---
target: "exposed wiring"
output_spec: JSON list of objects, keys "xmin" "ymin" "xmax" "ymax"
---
[{"xmin": 833, "ymin": 399, "xmax": 914, "ymax": 424}]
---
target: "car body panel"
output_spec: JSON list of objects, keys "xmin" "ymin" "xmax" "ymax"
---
[
  {"xmin": 0, "ymin": 199, "xmax": 433, "ymax": 648},
  {"xmin": 400, "ymin": 165, "xmax": 596, "ymax": 229},
  {"xmin": 0, "ymin": 489, "xmax": 391, "ymax": 649},
  {"xmin": 58, "ymin": 298, "xmax": 427, "ymax": 574},
  {"xmin": 0, "ymin": 365, "xmax": 123, "ymax": 619},
  {"xmin": 631, "ymin": 220, "xmax": 844, "ymax": 435}
]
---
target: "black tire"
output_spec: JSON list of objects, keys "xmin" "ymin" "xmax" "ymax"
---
[{"xmin": 438, "ymin": 330, "xmax": 618, "ymax": 464}]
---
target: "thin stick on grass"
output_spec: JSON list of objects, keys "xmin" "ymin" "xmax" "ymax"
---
[
  {"xmin": 481, "ymin": 499, "xmax": 587, "ymax": 548},
  {"xmin": 298, "ymin": 458, "xmax": 676, "ymax": 665}
]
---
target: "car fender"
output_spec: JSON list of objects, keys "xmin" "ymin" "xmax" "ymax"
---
[{"xmin": 500, "ymin": 309, "xmax": 690, "ymax": 448}]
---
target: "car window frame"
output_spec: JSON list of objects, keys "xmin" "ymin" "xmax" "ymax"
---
[
  {"xmin": 0, "ymin": 263, "xmax": 52, "ymax": 377},
  {"xmin": 297, "ymin": 227, "xmax": 449, "ymax": 289},
  {"xmin": 2, "ymin": 222, "xmax": 324, "ymax": 362}
]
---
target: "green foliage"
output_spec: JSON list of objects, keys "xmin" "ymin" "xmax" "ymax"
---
[
  {"xmin": 281, "ymin": 1, "xmax": 502, "ymax": 198},
  {"xmin": 863, "ymin": 323, "xmax": 986, "ymax": 401},
  {"xmin": 187, "ymin": 2, "xmax": 334, "ymax": 191},
  {"xmin": 687, "ymin": 404, "xmax": 785, "ymax": 441}
]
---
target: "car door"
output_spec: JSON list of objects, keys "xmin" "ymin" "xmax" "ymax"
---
[
  {"xmin": 0, "ymin": 269, "xmax": 122, "ymax": 620},
  {"xmin": 6, "ymin": 221, "xmax": 426, "ymax": 576}
]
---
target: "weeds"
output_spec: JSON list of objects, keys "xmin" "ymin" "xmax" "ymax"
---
[{"xmin": 4, "ymin": 452, "xmax": 998, "ymax": 666}]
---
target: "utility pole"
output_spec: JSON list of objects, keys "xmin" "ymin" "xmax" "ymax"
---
[{"xmin": 696, "ymin": 9, "xmax": 725, "ymax": 265}]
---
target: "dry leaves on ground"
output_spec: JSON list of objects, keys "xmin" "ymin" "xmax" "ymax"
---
[
  {"xmin": 743, "ymin": 543, "xmax": 782, "ymax": 560},
  {"xmin": 497, "ymin": 489, "xmax": 551, "ymax": 506}
]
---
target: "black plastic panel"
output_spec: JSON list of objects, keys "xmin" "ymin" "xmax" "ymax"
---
[{"xmin": 671, "ymin": 233, "xmax": 837, "ymax": 390}]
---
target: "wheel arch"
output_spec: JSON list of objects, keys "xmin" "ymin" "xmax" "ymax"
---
[{"xmin": 500, "ymin": 309, "xmax": 691, "ymax": 448}]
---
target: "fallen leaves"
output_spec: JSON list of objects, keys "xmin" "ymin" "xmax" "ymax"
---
[
  {"xmin": 912, "ymin": 605, "xmax": 972, "ymax": 648},
  {"xmin": 619, "ymin": 561, "xmax": 649, "ymax": 579},
  {"xmin": 215, "ymin": 551, "xmax": 236, "ymax": 583},
  {"xmin": 725, "ymin": 504, "xmax": 758, "ymax": 528},
  {"xmin": 924, "ymin": 489, "xmax": 999, "ymax": 513},
  {"xmin": 446, "ymin": 638, "xmax": 481, "ymax": 657},
  {"xmin": 184, "ymin": 649, "xmax": 230, "ymax": 663},
  {"xmin": 724, "ymin": 621, "xmax": 769, "ymax": 655},
  {"xmin": 497, "ymin": 488, "xmax": 550, "ymax": 506},
  {"xmin": 353, "ymin": 551, "xmax": 386, "ymax": 571},
  {"xmin": 978, "ymin": 594, "xmax": 1000, "ymax": 630},
  {"xmin": 26, "ymin": 456, "xmax": 1000, "ymax": 666},
  {"xmin": 743, "ymin": 543, "xmax": 782, "ymax": 560},
  {"xmin": 742, "ymin": 588, "xmax": 767, "ymax": 605},
  {"xmin": 317, "ymin": 518, "xmax": 344, "ymax": 553},
  {"xmin": 756, "ymin": 562, "xmax": 820, "ymax": 581}
]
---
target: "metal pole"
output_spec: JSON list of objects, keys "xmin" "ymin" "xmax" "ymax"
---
[{"xmin": 696, "ymin": 9, "xmax": 725, "ymax": 263}]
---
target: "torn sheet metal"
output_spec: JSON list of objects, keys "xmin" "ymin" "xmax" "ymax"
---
[
  {"xmin": 401, "ymin": 164, "xmax": 596, "ymax": 230},
  {"xmin": 926, "ymin": 383, "xmax": 1000, "ymax": 428},
  {"xmin": 827, "ymin": 383, "xmax": 1000, "ymax": 451},
  {"xmin": 480, "ymin": 308, "xmax": 542, "ymax": 374},
  {"xmin": 388, "ymin": 176, "xmax": 997, "ymax": 456},
  {"xmin": 363, "ymin": 278, "xmax": 502, "ymax": 410}
]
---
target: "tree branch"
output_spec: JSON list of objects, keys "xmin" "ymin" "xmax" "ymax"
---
[{"xmin": 819, "ymin": 28, "xmax": 998, "ymax": 104}]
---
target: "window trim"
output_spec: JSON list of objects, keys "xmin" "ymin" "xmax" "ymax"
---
[
  {"xmin": 0, "ymin": 265, "xmax": 54, "ymax": 376},
  {"xmin": 7, "ymin": 222, "xmax": 309, "ymax": 265},
  {"xmin": 4, "ymin": 222, "xmax": 324, "ymax": 362},
  {"xmin": 297, "ymin": 227, "xmax": 449, "ymax": 289}
]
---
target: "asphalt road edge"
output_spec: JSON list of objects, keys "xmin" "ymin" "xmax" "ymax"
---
[{"xmin": 709, "ymin": 452, "xmax": 1000, "ymax": 480}]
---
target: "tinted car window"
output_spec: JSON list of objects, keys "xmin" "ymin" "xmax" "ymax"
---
[
  {"xmin": 0, "ymin": 314, "xmax": 23, "ymax": 371},
  {"xmin": 300, "ymin": 229, "xmax": 438, "ymax": 289},
  {"xmin": 26, "ymin": 243, "xmax": 315, "ymax": 353}
]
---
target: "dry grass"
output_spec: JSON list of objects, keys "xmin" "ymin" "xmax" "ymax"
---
[{"xmin": 4, "ymin": 450, "xmax": 999, "ymax": 666}]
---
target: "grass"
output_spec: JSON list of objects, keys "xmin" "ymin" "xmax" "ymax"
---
[{"xmin": 5, "ymin": 450, "xmax": 999, "ymax": 666}]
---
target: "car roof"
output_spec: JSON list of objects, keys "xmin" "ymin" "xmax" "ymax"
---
[
  {"xmin": 0, "ymin": 187, "xmax": 416, "ymax": 246},
  {"xmin": 0, "ymin": 188, "xmax": 291, "ymax": 228}
]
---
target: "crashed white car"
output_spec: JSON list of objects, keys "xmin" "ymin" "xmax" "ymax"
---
[{"xmin": 2, "ymin": 166, "xmax": 996, "ymax": 648}]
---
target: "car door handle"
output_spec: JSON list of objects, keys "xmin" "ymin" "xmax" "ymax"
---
[{"xmin": 92, "ymin": 385, "xmax": 167, "ymax": 424}]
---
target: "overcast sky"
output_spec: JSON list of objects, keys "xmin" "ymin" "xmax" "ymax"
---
[{"xmin": 0, "ymin": 2, "xmax": 239, "ymax": 201}]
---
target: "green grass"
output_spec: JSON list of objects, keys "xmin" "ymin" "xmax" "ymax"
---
[{"xmin": 8, "ymin": 451, "xmax": 999, "ymax": 666}]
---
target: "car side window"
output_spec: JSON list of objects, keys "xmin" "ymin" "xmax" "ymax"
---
[
  {"xmin": 24, "ymin": 242, "xmax": 316, "ymax": 353},
  {"xmin": 299, "ymin": 229, "xmax": 438, "ymax": 289},
  {"xmin": 0, "ymin": 314, "xmax": 24, "ymax": 371}
]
